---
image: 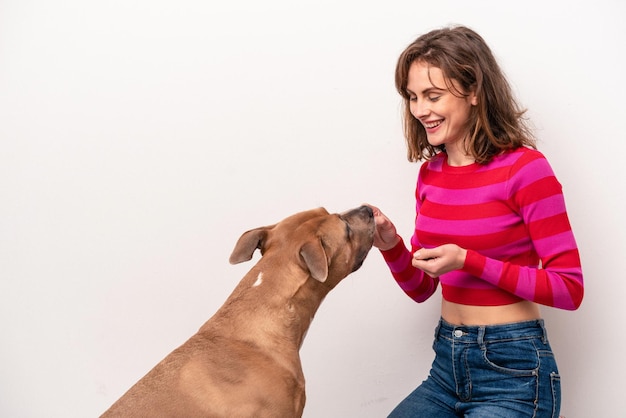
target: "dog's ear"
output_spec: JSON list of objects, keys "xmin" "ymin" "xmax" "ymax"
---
[
  {"xmin": 229, "ymin": 227, "xmax": 269, "ymax": 264},
  {"xmin": 300, "ymin": 240, "xmax": 328, "ymax": 282}
]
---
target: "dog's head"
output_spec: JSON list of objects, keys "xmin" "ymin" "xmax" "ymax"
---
[{"xmin": 229, "ymin": 206, "xmax": 375, "ymax": 286}]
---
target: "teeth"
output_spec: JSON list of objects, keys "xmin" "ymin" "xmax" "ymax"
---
[{"xmin": 424, "ymin": 120, "xmax": 442, "ymax": 129}]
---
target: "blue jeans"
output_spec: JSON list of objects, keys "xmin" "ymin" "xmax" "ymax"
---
[{"xmin": 388, "ymin": 318, "xmax": 561, "ymax": 417}]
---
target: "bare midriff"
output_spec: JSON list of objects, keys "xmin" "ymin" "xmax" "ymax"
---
[{"xmin": 441, "ymin": 299, "xmax": 541, "ymax": 326}]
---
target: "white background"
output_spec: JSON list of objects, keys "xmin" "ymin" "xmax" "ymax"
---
[{"xmin": 1, "ymin": 1, "xmax": 624, "ymax": 417}]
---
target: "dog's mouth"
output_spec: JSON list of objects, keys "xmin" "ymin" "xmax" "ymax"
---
[
  {"xmin": 334, "ymin": 205, "xmax": 375, "ymax": 273},
  {"xmin": 350, "ymin": 234, "xmax": 375, "ymax": 273},
  {"xmin": 351, "ymin": 249, "xmax": 370, "ymax": 272}
]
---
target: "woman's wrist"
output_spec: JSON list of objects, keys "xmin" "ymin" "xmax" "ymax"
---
[
  {"xmin": 378, "ymin": 234, "xmax": 401, "ymax": 252},
  {"xmin": 458, "ymin": 248, "xmax": 468, "ymax": 269}
]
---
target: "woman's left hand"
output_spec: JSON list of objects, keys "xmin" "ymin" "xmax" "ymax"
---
[{"xmin": 412, "ymin": 244, "xmax": 467, "ymax": 278}]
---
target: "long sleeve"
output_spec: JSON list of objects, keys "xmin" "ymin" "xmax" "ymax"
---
[
  {"xmin": 461, "ymin": 154, "xmax": 584, "ymax": 310},
  {"xmin": 380, "ymin": 236, "xmax": 439, "ymax": 303},
  {"xmin": 381, "ymin": 148, "xmax": 584, "ymax": 310}
]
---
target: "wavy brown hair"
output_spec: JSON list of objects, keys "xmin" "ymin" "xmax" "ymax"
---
[{"xmin": 395, "ymin": 25, "xmax": 536, "ymax": 163}]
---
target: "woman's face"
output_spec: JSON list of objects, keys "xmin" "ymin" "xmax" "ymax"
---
[{"xmin": 406, "ymin": 61, "xmax": 477, "ymax": 150}]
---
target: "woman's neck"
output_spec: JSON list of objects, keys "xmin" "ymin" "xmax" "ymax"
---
[{"xmin": 445, "ymin": 141, "xmax": 475, "ymax": 167}]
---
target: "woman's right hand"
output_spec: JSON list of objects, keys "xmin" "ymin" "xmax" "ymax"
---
[{"xmin": 365, "ymin": 204, "xmax": 400, "ymax": 251}]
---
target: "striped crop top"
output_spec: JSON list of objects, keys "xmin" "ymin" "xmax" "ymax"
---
[{"xmin": 381, "ymin": 147, "xmax": 584, "ymax": 310}]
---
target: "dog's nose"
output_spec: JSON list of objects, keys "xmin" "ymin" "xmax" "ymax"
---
[
  {"xmin": 361, "ymin": 205, "xmax": 374, "ymax": 217},
  {"xmin": 356, "ymin": 205, "xmax": 374, "ymax": 218},
  {"xmin": 340, "ymin": 205, "xmax": 374, "ymax": 221}
]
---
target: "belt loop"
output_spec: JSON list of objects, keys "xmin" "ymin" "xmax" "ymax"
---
[
  {"xmin": 539, "ymin": 319, "xmax": 548, "ymax": 344},
  {"xmin": 477, "ymin": 326, "xmax": 486, "ymax": 347}
]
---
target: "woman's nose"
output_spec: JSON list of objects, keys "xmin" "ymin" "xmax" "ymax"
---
[{"xmin": 410, "ymin": 100, "xmax": 428, "ymax": 119}]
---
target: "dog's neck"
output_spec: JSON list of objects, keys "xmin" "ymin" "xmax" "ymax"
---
[{"xmin": 204, "ymin": 260, "xmax": 332, "ymax": 349}]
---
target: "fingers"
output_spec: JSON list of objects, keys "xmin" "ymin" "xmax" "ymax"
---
[
  {"xmin": 363, "ymin": 203, "xmax": 391, "ymax": 230},
  {"xmin": 412, "ymin": 245, "xmax": 467, "ymax": 277},
  {"xmin": 363, "ymin": 203, "xmax": 383, "ymax": 218},
  {"xmin": 365, "ymin": 204, "xmax": 400, "ymax": 250},
  {"xmin": 413, "ymin": 248, "xmax": 434, "ymax": 260},
  {"xmin": 412, "ymin": 255, "xmax": 440, "ymax": 277}
]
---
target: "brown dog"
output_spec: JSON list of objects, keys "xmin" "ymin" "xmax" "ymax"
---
[{"xmin": 101, "ymin": 205, "xmax": 375, "ymax": 418}]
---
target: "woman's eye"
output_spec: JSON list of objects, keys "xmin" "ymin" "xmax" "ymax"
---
[
  {"xmin": 409, "ymin": 96, "xmax": 417, "ymax": 102},
  {"xmin": 428, "ymin": 95, "xmax": 441, "ymax": 102}
]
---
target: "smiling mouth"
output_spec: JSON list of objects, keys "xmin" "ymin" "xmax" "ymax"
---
[{"xmin": 423, "ymin": 120, "xmax": 443, "ymax": 129}]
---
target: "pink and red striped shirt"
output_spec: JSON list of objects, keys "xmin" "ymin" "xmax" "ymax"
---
[{"xmin": 381, "ymin": 147, "xmax": 584, "ymax": 310}]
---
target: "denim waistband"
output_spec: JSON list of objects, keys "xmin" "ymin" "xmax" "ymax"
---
[{"xmin": 436, "ymin": 317, "xmax": 548, "ymax": 344}]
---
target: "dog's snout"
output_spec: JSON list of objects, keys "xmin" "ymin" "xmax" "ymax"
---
[
  {"xmin": 342, "ymin": 205, "xmax": 374, "ymax": 221},
  {"xmin": 361, "ymin": 205, "xmax": 374, "ymax": 218}
]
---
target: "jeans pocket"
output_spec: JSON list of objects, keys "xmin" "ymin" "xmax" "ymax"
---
[{"xmin": 481, "ymin": 338, "xmax": 539, "ymax": 375}]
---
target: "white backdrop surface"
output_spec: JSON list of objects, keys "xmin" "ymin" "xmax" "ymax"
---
[{"xmin": 1, "ymin": 1, "xmax": 624, "ymax": 417}]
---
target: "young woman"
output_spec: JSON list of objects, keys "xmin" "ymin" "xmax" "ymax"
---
[{"xmin": 369, "ymin": 26, "xmax": 583, "ymax": 417}]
